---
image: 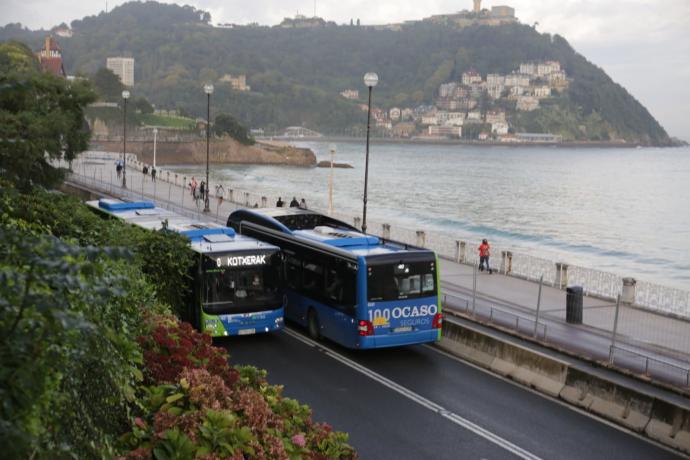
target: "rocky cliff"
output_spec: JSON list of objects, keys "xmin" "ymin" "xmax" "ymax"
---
[{"xmin": 90, "ymin": 137, "xmax": 316, "ymax": 167}]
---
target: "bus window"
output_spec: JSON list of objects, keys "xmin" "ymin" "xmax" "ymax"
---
[
  {"xmin": 285, "ymin": 256, "xmax": 301, "ymax": 290},
  {"xmin": 303, "ymin": 260, "xmax": 325, "ymax": 297},
  {"xmin": 367, "ymin": 261, "xmax": 436, "ymax": 301},
  {"xmin": 326, "ymin": 260, "xmax": 356, "ymax": 315}
]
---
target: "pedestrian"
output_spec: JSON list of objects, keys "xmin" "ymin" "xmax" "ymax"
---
[
  {"xmin": 289, "ymin": 196, "xmax": 299, "ymax": 208},
  {"xmin": 190, "ymin": 177, "xmax": 198, "ymax": 198},
  {"xmin": 143, "ymin": 165, "xmax": 148, "ymax": 177},
  {"xmin": 199, "ymin": 181, "xmax": 206, "ymax": 202},
  {"xmin": 215, "ymin": 184, "xmax": 225, "ymax": 208},
  {"xmin": 276, "ymin": 197, "xmax": 284, "ymax": 207},
  {"xmin": 478, "ymin": 239, "xmax": 492, "ymax": 274},
  {"xmin": 299, "ymin": 198, "xmax": 307, "ymax": 209},
  {"xmin": 151, "ymin": 166, "xmax": 157, "ymax": 182},
  {"xmin": 116, "ymin": 161, "xmax": 122, "ymax": 179}
]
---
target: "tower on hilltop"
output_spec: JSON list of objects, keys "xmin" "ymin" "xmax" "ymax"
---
[{"xmin": 473, "ymin": 0, "xmax": 482, "ymax": 14}]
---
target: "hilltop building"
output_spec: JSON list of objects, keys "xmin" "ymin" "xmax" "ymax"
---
[
  {"xmin": 340, "ymin": 89, "xmax": 359, "ymax": 100},
  {"xmin": 106, "ymin": 57, "xmax": 134, "ymax": 86},
  {"xmin": 424, "ymin": 0, "xmax": 518, "ymax": 28},
  {"xmin": 36, "ymin": 36, "xmax": 65, "ymax": 77},
  {"xmin": 220, "ymin": 74, "xmax": 250, "ymax": 91},
  {"xmin": 279, "ymin": 15, "xmax": 330, "ymax": 28}
]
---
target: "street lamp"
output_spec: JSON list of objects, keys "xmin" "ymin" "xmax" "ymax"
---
[
  {"xmin": 203, "ymin": 83, "xmax": 214, "ymax": 212},
  {"xmin": 361, "ymin": 72, "xmax": 378, "ymax": 233},
  {"xmin": 152, "ymin": 127, "xmax": 158, "ymax": 169},
  {"xmin": 328, "ymin": 143, "xmax": 336, "ymax": 215},
  {"xmin": 122, "ymin": 89, "xmax": 130, "ymax": 188}
]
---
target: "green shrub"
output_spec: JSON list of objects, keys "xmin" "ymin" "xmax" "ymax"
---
[{"xmin": 0, "ymin": 227, "xmax": 161, "ymax": 458}]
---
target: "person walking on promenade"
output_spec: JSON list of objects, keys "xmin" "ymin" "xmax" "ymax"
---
[
  {"xmin": 478, "ymin": 239, "xmax": 492, "ymax": 274},
  {"xmin": 116, "ymin": 161, "xmax": 122, "ymax": 180},
  {"xmin": 151, "ymin": 166, "xmax": 157, "ymax": 182},
  {"xmin": 276, "ymin": 197, "xmax": 284, "ymax": 207},
  {"xmin": 199, "ymin": 181, "xmax": 206, "ymax": 204},
  {"xmin": 143, "ymin": 165, "xmax": 148, "ymax": 178},
  {"xmin": 289, "ymin": 197, "xmax": 299, "ymax": 208},
  {"xmin": 190, "ymin": 177, "xmax": 198, "ymax": 198},
  {"xmin": 299, "ymin": 198, "xmax": 307, "ymax": 209}
]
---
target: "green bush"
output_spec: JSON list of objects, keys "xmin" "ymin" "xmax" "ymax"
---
[{"xmin": 0, "ymin": 227, "xmax": 162, "ymax": 458}]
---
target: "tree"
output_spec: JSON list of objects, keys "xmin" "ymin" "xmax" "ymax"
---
[
  {"xmin": 0, "ymin": 42, "xmax": 96, "ymax": 191},
  {"xmin": 92, "ymin": 67, "xmax": 124, "ymax": 102},
  {"xmin": 133, "ymin": 96, "xmax": 154, "ymax": 114},
  {"xmin": 213, "ymin": 113, "xmax": 255, "ymax": 145}
]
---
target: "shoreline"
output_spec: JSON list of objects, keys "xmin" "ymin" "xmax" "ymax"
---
[{"xmin": 259, "ymin": 136, "xmax": 685, "ymax": 149}]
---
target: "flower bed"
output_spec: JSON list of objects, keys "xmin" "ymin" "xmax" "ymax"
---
[{"xmin": 120, "ymin": 315, "xmax": 357, "ymax": 460}]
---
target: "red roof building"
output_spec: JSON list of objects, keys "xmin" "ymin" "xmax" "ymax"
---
[{"xmin": 36, "ymin": 36, "xmax": 66, "ymax": 77}]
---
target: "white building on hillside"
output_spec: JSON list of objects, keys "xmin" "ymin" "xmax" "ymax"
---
[{"xmin": 106, "ymin": 57, "xmax": 134, "ymax": 86}]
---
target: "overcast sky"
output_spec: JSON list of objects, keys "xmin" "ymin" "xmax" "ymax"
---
[{"xmin": 3, "ymin": 0, "xmax": 690, "ymax": 139}]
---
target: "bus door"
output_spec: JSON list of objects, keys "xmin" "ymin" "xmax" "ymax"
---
[{"xmin": 323, "ymin": 259, "xmax": 358, "ymax": 346}]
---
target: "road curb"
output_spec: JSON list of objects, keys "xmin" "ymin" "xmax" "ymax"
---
[{"xmin": 439, "ymin": 318, "xmax": 690, "ymax": 455}]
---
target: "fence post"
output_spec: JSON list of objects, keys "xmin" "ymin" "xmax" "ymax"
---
[
  {"xmin": 244, "ymin": 192, "xmax": 250, "ymax": 206},
  {"xmin": 472, "ymin": 262, "xmax": 478, "ymax": 315},
  {"xmin": 354, "ymin": 217, "xmax": 362, "ymax": 229},
  {"xmin": 261, "ymin": 196, "xmax": 268, "ymax": 208},
  {"xmin": 621, "ymin": 278, "xmax": 637, "ymax": 304},
  {"xmin": 228, "ymin": 189, "xmax": 234, "ymax": 203},
  {"xmin": 459, "ymin": 241, "xmax": 467, "ymax": 263},
  {"xmin": 506, "ymin": 251, "xmax": 513, "ymax": 274},
  {"xmin": 168, "ymin": 182, "xmax": 172, "ymax": 202},
  {"xmin": 500, "ymin": 251, "xmax": 507, "ymax": 274},
  {"xmin": 416, "ymin": 231, "xmax": 426, "ymax": 247},
  {"xmin": 382, "ymin": 224, "xmax": 391, "ymax": 240},
  {"xmin": 555, "ymin": 262, "xmax": 569, "ymax": 289},
  {"xmin": 533, "ymin": 274, "xmax": 544, "ymax": 338},
  {"xmin": 609, "ymin": 294, "xmax": 621, "ymax": 364}
]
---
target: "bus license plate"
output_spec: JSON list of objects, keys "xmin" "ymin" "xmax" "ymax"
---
[
  {"xmin": 394, "ymin": 326, "xmax": 413, "ymax": 333},
  {"xmin": 238, "ymin": 328, "xmax": 256, "ymax": 336}
]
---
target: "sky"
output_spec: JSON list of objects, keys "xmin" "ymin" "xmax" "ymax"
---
[{"xmin": 3, "ymin": 0, "xmax": 690, "ymax": 140}]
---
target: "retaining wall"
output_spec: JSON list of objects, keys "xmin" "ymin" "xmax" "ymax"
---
[{"xmin": 439, "ymin": 318, "xmax": 690, "ymax": 454}]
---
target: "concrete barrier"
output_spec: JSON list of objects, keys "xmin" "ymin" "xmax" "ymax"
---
[
  {"xmin": 439, "ymin": 318, "xmax": 690, "ymax": 454},
  {"xmin": 646, "ymin": 398, "xmax": 690, "ymax": 453},
  {"xmin": 560, "ymin": 367, "xmax": 654, "ymax": 433},
  {"xmin": 440, "ymin": 320, "xmax": 568, "ymax": 397}
]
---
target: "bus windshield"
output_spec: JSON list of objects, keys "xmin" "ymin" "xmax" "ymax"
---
[
  {"xmin": 367, "ymin": 259, "xmax": 436, "ymax": 302},
  {"xmin": 202, "ymin": 252, "xmax": 281, "ymax": 313}
]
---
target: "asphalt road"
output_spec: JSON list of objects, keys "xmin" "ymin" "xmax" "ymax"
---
[{"xmin": 219, "ymin": 327, "xmax": 682, "ymax": 460}]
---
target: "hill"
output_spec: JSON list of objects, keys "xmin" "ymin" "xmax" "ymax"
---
[{"xmin": 0, "ymin": 1, "xmax": 672, "ymax": 145}]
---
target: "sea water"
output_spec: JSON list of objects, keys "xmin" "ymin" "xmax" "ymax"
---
[{"xmin": 169, "ymin": 142, "xmax": 690, "ymax": 290}]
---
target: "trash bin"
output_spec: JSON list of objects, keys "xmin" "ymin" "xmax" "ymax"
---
[{"xmin": 566, "ymin": 286, "xmax": 583, "ymax": 324}]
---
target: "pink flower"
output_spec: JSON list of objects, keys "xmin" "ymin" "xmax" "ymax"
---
[
  {"xmin": 134, "ymin": 417, "xmax": 146, "ymax": 429},
  {"xmin": 291, "ymin": 434, "xmax": 306, "ymax": 447}
]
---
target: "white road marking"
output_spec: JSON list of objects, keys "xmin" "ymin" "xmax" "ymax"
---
[{"xmin": 284, "ymin": 328, "xmax": 542, "ymax": 460}]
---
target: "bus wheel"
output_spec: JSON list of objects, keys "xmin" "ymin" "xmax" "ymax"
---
[{"xmin": 307, "ymin": 309, "xmax": 321, "ymax": 340}]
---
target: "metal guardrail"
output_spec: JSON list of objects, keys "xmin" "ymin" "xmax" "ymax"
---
[
  {"xmin": 443, "ymin": 292, "xmax": 548, "ymax": 340},
  {"xmin": 611, "ymin": 345, "xmax": 690, "ymax": 387}
]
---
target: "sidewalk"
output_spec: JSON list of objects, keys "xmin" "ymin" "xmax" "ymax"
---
[{"xmin": 67, "ymin": 154, "xmax": 690, "ymax": 390}]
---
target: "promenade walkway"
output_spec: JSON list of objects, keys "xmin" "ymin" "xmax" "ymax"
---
[{"xmin": 66, "ymin": 153, "xmax": 690, "ymax": 391}]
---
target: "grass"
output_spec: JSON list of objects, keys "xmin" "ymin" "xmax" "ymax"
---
[{"xmin": 137, "ymin": 113, "xmax": 196, "ymax": 130}]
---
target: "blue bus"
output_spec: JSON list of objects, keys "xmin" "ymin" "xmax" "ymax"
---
[
  {"xmin": 87, "ymin": 198, "xmax": 284, "ymax": 337},
  {"xmin": 227, "ymin": 208, "xmax": 442, "ymax": 349}
]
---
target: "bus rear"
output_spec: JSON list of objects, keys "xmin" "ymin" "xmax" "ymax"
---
[{"xmin": 356, "ymin": 253, "xmax": 442, "ymax": 349}]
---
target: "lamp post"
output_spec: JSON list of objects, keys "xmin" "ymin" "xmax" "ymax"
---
[
  {"xmin": 203, "ymin": 84, "xmax": 214, "ymax": 213},
  {"xmin": 328, "ymin": 143, "xmax": 336, "ymax": 215},
  {"xmin": 121, "ymin": 90, "xmax": 130, "ymax": 188},
  {"xmin": 152, "ymin": 127, "xmax": 158, "ymax": 169},
  {"xmin": 361, "ymin": 72, "xmax": 378, "ymax": 234}
]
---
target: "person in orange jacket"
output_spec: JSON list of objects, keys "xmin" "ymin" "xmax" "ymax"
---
[{"xmin": 479, "ymin": 239, "xmax": 492, "ymax": 274}]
